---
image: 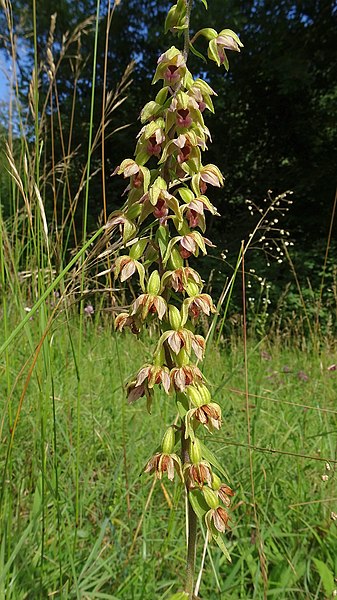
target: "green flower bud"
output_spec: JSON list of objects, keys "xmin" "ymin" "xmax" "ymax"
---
[
  {"xmin": 189, "ymin": 438, "xmax": 202, "ymax": 464},
  {"xmin": 186, "ymin": 385, "xmax": 204, "ymax": 408},
  {"xmin": 203, "ymin": 486, "xmax": 219, "ymax": 509},
  {"xmin": 167, "ymin": 246, "xmax": 184, "ymax": 270},
  {"xmin": 196, "ymin": 383, "xmax": 211, "ymax": 405},
  {"xmin": 147, "ymin": 270, "xmax": 161, "ymax": 295},
  {"xmin": 212, "ymin": 473, "xmax": 222, "ymax": 491},
  {"xmin": 129, "ymin": 239, "xmax": 148, "ymax": 260},
  {"xmin": 169, "ymin": 305, "xmax": 182, "ymax": 330},
  {"xmin": 153, "ymin": 345, "xmax": 166, "ymax": 367},
  {"xmin": 162, "ymin": 426, "xmax": 175, "ymax": 454},
  {"xmin": 175, "ymin": 348, "xmax": 190, "ymax": 367},
  {"xmin": 126, "ymin": 203, "xmax": 141, "ymax": 220},
  {"xmin": 185, "ymin": 281, "xmax": 200, "ymax": 297}
]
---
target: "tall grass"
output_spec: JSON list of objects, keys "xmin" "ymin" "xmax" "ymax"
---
[{"xmin": 0, "ymin": 0, "xmax": 336, "ymax": 598}]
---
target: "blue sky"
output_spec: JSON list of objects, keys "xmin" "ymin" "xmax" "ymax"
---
[{"xmin": 0, "ymin": 51, "xmax": 10, "ymax": 103}]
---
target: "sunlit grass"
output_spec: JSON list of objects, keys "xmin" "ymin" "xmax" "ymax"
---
[{"xmin": 1, "ymin": 313, "xmax": 336, "ymax": 599}]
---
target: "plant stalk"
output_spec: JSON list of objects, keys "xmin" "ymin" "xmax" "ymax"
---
[{"xmin": 182, "ymin": 426, "xmax": 197, "ymax": 599}]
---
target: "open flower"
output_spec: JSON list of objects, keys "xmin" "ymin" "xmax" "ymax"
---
[
  {"xmin": 183, "ymin": 293, "xmax": 217, "ymax": 319},
  {"xmin": 114, "ymin": 255, "xmax": 145, "ymax": 289},
  {"xmin": 134, "ymin": 364, "xmax": 171, "ymax": 394},
  {"xmin": 170, "ymin": 364, "xmax": 204, "ymax": 391},
  {"xmin": 208, "ymin": 29, "xmax": 243, "ymax": 70},
  {"xmin": 184, "ymin": 461, "xmax": 213, "ymax": 489},
  {"xmin": 131, "ymin": 293, "xmax": 167, "ymax": 321},
  {"xmin": 163, "ymin": 231, "xmax": 215, "ymax": 264},
  {"xmin": 161, "ymin": 267, "xmax": 202, "ymax": 293},
  {"xmin": 156, "ymin": 328, "xmax": 206, "ymax": 361},
  {"xmin": 152, "ymin": 47, "xmax": 188, "ymax": 87},
  {"xmin": 114, "ymin": 312, "xmax": 140, "ymax": 334},
  {"xmin": 191, "ymin": 163, "xmax": 224, "ymax": 195},
  {"xmin": 205, "ymin": 506, "xmax": 230, "ymax": 534},
  {"xmin": 104, "ymin": 211, "xmax": 137, "ymax": 244},
  {"xmin": 186, "ymin": 402, "xmax": 222, "ymax": 438},
  {"xmin": 144, "ymin": 452, "xmax": 182, "ymax": 481}
]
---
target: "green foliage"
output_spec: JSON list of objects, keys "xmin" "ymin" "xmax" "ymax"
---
[{"xmin": 0, "ymin": 318, "xmax": 336, "ymax": 598}]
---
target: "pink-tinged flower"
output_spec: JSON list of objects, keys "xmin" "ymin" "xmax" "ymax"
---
[
  {"xmin": 183, "ymin": 293, "xmax": 217, "ymax": 319},
  {"xmin": 170, "ymin": 364, "xmax": 204, "ymax": 392},
  {"xmin": 164, "ymin": 231, "xmax": 215, "ymax": 261},
  {"xmin": 147, "ymin": 132, "xmax": 164, "ymax": 156},
  {"xmin": 113, "ymin": 159, "xmax": 150, "ymax": 195},
  {"xmin": 131, "ymin": 293, "xmax": 167, "ymax": 321},
  {"xmin": 205, "ymin": 506, "xmax": 230, "ymax": 533},
  {"xmin": 152, "ymin": 47, "xmax": 188, "ymax": 87},
  {"xmin": 186, "ymin": 402, "xmax": 222, "ymax": 436},
  {"xmin": 135, "ymin": 364, "xmax": 171, "ymax": 394},
  {"xmin": 84, "ymin": 304, "xmax": 94, "ymax": 316},
  {"xmin": 184, "ymin": 461, "xmax": 213, "ymax": 490},
  {"xmin": 177, "ymin": 108, "xmax": 193, "ymax": 127},
  {"xmin": 127, "ymin": 379, "xmax": 152, "ymax": 404},
  {"xmin": 216, "ymin": 483, "xmax": 234, "ymax": 507},
  {"xmin": 156, "ymin": 328, "xmax": 206, "ymax": 362},
  {"xmin": 208, "ymin": 29, "xmax": 243, "ymax": 70},
  {"xmin": 191, "ymin": 164, "xmax": 224, "ymax": 195},
  {"xmin": 144, "ymin": 452, "xmax": 182, "ymax": 481},
  {"xmin": 162, "ymin": 267, "xmax": 202, "ymax": 293},
  {"xmin": 139, "ymin": 187, "xmax": 182, "ymax": 225},
  {"xmin": 114, "ymin": 255, "xmax": 145, "ymax": 289},
  {"xmin": 104, "ymin": 211, "xmax": 136, "ymax": 244},
  {"xmin": 114, "ymin": 312, "xmax": 140, "ymax": 334},
  {"xmin": 188, "ymin": 79, "xmax": 217, "ymax": 113},
  {"xmin": 191, "ymin": 334, "xmax": 206, "ymax": 361}
]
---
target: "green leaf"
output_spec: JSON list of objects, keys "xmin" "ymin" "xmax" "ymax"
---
[
  {"xmin": 189, "ymin": 42, "xmax": 207, "ymax": 63},
  {"xmin": 189, "ymin": 490, "xmax": 209, "ymax": 519},
  {"xmin": 213, "ymin": 531, "xmax": 232, "ymax": 562},
  {"xmin": 200, "ymin": 0, "xmax": 208, "ymax": 7},
  {"xmin": 198, "ymin": 440, "xmax": 230, "ymax": 482},
  {"xmin": 313, "ymin": 559, "xmax": 335, "ymax": 596},
  {"xmin": 177, "ymin": 187, "xmax": 195, "ymax": 204},
  {"xmin": 167, "ymin": 592, "xmax": 189, "ymax": 600},
  {"xmin": 156, "ymin": 225, "xmax": 169, "ymax": 258}
]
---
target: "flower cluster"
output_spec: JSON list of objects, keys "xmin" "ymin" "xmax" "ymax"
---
[{"xmin": 110, "ymin": 0, "xmax": 242, "ymax": 566}]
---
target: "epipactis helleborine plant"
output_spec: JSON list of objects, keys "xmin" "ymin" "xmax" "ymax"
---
[{"xmin": 109, "ymin": 1, "xmax": 243, "ymax": 597}]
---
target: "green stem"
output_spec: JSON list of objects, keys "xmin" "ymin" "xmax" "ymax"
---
[
  {"xmin": 182, "ymin": 426, "xmax": 197, "ymax": 599},
  {"xmin": 183, "ymin": 0, "xmax": 193, "ymax": 60}
]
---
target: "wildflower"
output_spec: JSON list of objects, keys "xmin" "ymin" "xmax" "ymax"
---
[
  {"xmin": 136, "ymin": 120, "xmax": 165, "ymax": 162},
  {"xmin": 114, "ymin": 312, "xmax": 140, "ymax": 334},
  {"xmin": 163, "ymin": 231, "xmax": 215, "ymax": 263},
  {"xmin": 205, "ymin": 505, "xmax": 230, "ymax": 534},
  {"xmin": 170, "ymin": 364, "xmax": 204, "ymax": 392},
  {"xmin": 183, "ymin": 293, "xmax": 216, "ymax": 319},
  {"xmin": 114, "ymin": 255, "xmax": 145, "ymax": 289},
  {"xmin": 156, "ymin": 328, "xmax": 205, "ymax": 361},
  {"xmin": 186, "ymin": 402, "xmax": 222, "ymax": 437},
  {"xmin": 188, "ymin": 78, "xmax": 217, "ymax": 113},
  {"xmin": 191, "ymin": 164, "xmax": 224, "ymax": 195},
  {"xmin": 127, "ymin": 379, "xmax": 152, "ymax": 404},
  {"xmin": 84, "ymin": 304, "xmax": 94, "ymax": 316},
  {"xmin": 211, "ymin": 473, "xmax": 234, "ymax": 507},
  {"xmin": 144, "ymin": 452, "xmax": 182, "ymax": 481},
  {"xmin": 131, "ymin": 293, "xmax": 167, "ymax": 321},
  {"xmin": 161, "ymin": 267, "xmax": 202, "ymax": 293},
  {"xmin": 152, "ymin": 47, "xmax": 188, "ymax": 87},
  {"xmin": 134, "ymin": 363, "xmax": 171, "ymax": 394},
  {"xmin": 104, "ymin": 211, "xmax": 137, "ymax": 244},
  {"xmin": 184, "ymin": 461, "xmax": 213, "ymax": 489},
  {"xmin": 208, "ymin": 29, "xmax": 243, "ymax": 70}
]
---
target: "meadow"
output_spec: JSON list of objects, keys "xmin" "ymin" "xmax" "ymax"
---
[
  {"xmin": 0, "ymin": 0, "xmax": 336, "ymax": 597},
  {"xmin": 1, "ymin": 310, "xmax": 336, "ymax": 598}
]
